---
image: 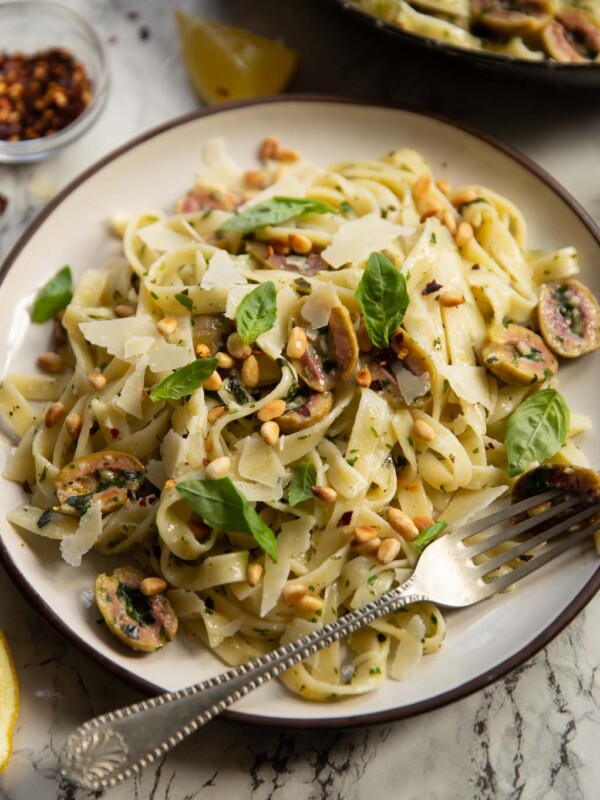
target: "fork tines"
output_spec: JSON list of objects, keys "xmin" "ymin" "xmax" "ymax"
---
[{"xmin": 464, "ymin": 491, "xmax": 600, "ymax": 592}]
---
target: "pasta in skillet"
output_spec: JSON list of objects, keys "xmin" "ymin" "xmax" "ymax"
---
[{"xmin": 2, "ymin": 135, "xmax": 597, "ymax": 701}]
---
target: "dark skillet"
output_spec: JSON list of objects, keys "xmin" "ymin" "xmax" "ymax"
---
[{"xmin": 322, "ymin": 0, "xmax": 600, "ymax": 86}]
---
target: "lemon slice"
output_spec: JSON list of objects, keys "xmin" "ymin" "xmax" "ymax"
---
[
  {"xmin": 176, "ymin": 10, "xmax": 298, "ymax": 105},
  {"xmin": 0, "ymin": 630, "xmax": 19, "ymax": 772}
]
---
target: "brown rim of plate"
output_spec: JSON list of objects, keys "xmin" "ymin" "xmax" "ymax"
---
[
  {"xmin": 1, "ymin": 95, "xmax": 600, "ymax": 731},
  {"xmin": 324, "ymin": 0, "xmax": 600, "ymax": 77}
]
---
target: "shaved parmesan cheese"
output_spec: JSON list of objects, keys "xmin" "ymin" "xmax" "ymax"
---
[
  {"xmin": 261, "ymin": 517, "xmax": 314, "ymax": 616},
  {"xmin": 239, "ymin": 173, "xmax": 308, "ymax": 210},
  {"xmin": 225, "ymin": 284, "xmax": 254, "ymax": 319},
  {"xmin": 201, "ymin": 249, "xmax": 248, "ymax": 290},
  {"xmin": 437, "ymin": 365, "xmax": 492, "ymax": 410},
  {"xmin": 391, "ymin": 362, "xmax": 431, "ymax": 405},
  {"xmin": 137, "ymin": 223, "xmax": 194, "ymax": 252},
  {"xmin": 257, "ymin": 286, "xmax": 298, "ymax": 358},
  {"xmin": 115, "ymin": 355, "xmax": 148, "ymax": 418},
  {"xmin": 199, "ymin": 137, "xmax": 244, "ymax": 192},
  {"xmin": 145, "ymin": 459, "xmax": 167, "ymax": 489},
  {"xmin": 301, "ymin": 282, "xmax": 339, "ymax": 329},
  {"xmin": 60, "ymin": 501, "xmax": 103, "ymax": 567},
  {"xmin": 321, "ymin": 213, "xmax": 414, "ymax": 269},
  {"xmin": 237, "ymin": 434, "xmax": 285, "ymax": 487},
  {"xmin": 80, "ymin": 317, "xmax": 191, "ymax": 372},
  {"xmin": 232, "ymin": 479, "xmax": 284, "ymax": 502}
]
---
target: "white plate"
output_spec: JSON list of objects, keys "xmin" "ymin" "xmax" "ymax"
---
[{"xmin": 1, "ymin": 98, "xmax": 599, "ymax": 728}]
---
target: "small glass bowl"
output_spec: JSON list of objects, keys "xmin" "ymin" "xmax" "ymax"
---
[{"xmin": 0, "ymin": 1, "xmax": 109, "ymax": 164}]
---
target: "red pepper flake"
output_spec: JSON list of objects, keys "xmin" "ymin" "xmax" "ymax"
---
[
  {"xmin": 109, "ymin": 427, "xmax": 120, "ymax": 439},
  {"xmin": 202, "ymin": 458, "xmax": 210, "ymax": 467},
  {"xmin": 139, "ymin": 497, "xmax": 147, "ymax": 507},
  {"xmin": 0, "ymin": 48, "xmax": 93, "ymax": 142},
  {"xmin": 338, "ymin": 511, "xmax": 353, "ymax": 527}
]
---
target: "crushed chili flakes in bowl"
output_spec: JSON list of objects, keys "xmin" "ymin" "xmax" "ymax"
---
[{"xmin": 0, "ymin": 47, "xmax": 93, "ymax": 142}]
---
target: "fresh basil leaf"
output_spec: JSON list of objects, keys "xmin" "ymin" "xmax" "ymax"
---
[
  {"xmin": 149, "ymin": 358, "xmax": 218, "ymax": 402},
  {"xmin": 288, "ymin": 462, "xmax": 317, "ymax": 506},
  {"xmin": 175, "ymin": 292, "xmax": 194, "ymax": 310},
  {"xmin": 414, "ymin": 521, "xmax": 447, "ymax": 553},
  {"xmin": 176, "ymin": 478, "xmax": 278, "ymax": 562},
  {"xmin": 356, "ymin": 252, "xmax": 409, "ymax": 348},
  {"xmin": 236, "ymin": 281, "xmax": 277, "ymax": 344},
  {"xmin": 219, "ymin": 196, "xmax": 336, "ymax": 234},
  {"xmin": 32, "ymin": 266, "xmax": 73, "ymax": 323},
  {"xmin": 505, "ymin": 388, "xmax": 569, "ymax": 477}
]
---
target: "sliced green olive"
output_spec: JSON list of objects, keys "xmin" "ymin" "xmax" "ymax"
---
[
  {"xmin": 193, "ymin": 313, "xmax": 231, "ymax": 355},
  {"xmin": 482, "ymin": 323, "xmax": 557, "ymax": 385},
  {"xmin": 541, "ymin": 9, "xmax": 600, "ymax": 62},
  {"xmin": 278, "ymin": 392, "xmax": 334, "ymax": 434},
  {"xmin": 512, "ymin": 463, "xmax": 600, "ymax": 503},
  {"xmin": 327, "ymin": 306, "xmax": 359, "ymax": 381},
  {"xmin": 55, "ymin": 451, "xmax": 145, "ymax": 517},
  {"xmin": 537, "ymin": 279, "xmax": 600, "ymax": 358},
  {"xmin": 95, "ymin": 566, "xmax": 178, "ymax": 653}
]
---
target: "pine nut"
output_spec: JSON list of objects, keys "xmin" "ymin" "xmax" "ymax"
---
[
  {"xmin": 244, "ymin": 170, "xmax": 267, "ymax": 189},
  {"xmin": 195, "ymin": 343, "xmax": 212, "ymax": 358},
  {"xmin": 419, "ymin": 202, "xmax": 441, "ymax": 223},
  {"xmin": 205, "ymin": 456, "xmax": 231, "ymax": 480},
  {"xmin": 87, "ymin": 371, "xmax": 107, "ymax": 391},
  {"xmin": 164, "ymin": 479, "xmax": 176, "ymax": 490},
  {"xmin": 397, "ymin": 347, "xmax": 409, "ymax": 360},
  {"xmin": 311, "ymin": 485, "xmax": 337, "ymax": 504},
  {"xmin": 260, "ymin": 420, "xmax": 280, "ymax": 446},
  {"xmin": 436, "ymin": 179, "xmax": 451, "ymax": 195},
  {"xmin": 353, "ymin": 537, "xmax": 382, "ymax": 555},
  {"xmin": 65, "ymin": 412, "xmax": 82, "ymax": 440},
  {"xmin": 412, "ymin": 175, "xmax": 431, "ymax": 199},
  {"xmin": 273, "ymin": 240, "xmax": 290, "ymax": 255},
  {"xmin": 413, "ymin": 419, "xmax": 435, "ymax": 442},
  {"xmin": 241, "ymin": 355, "xmax": 259, "ymax": 387},
  {"xmin": 52, "ymin": 319, "xmax": 68, "ymax": 348},
  {"xmin": 227, "ymin": 333, "xmax": 252, "ymax": 360},
  {"xmin": 259, "ymin": 136, "xmax": 279, "ymax": 161},
  {"xmin": 203, "ymin": 371, "xmax": 223, "ymax": 391},
  {"xmin": 156, "ymin": 316, "xmax": 177, "ymax": 336},
  {"xmin": 286, "ymin": 326, "xmax": 308, "ymax": 359},
  {"xmin": 277, "ymin": 148, "xmax": 300, "ymax": 163},
  {"xmin": 215, "ymin": 351, "xmax": 235, "ymax": 369},
  {"xmin": 442, "ymin": 211, "xmax": 457, "ymax": 235},
  {"xmin": 114, "ymin": 303, "xmax": 136, "ymax": 318},
  {"xmin": 247, "ymin": 562, "xmax": 264, "ymax": 587},
  {"xmin": 289, "ymin": 232, "xmax": 312, "ymax": 254},
  {"xmin": 207, "ymin": 406, "xmax": 227, "ymax": 424},
  {"xmin": 414, "ymin": 515, "xmax": 434, "ymax": 532},
  {"xmin": 296, "ymin": 595, "xmax": 324, "ymax": 613},
  {"xmin": 377, "ymin": 538, "xmax": 401, "ymax": 565},
  {"xmin": 282, "ymin": 584, "xmax": 308, "ymax": 604},
  {"xmin": 455, "ymin": 221, "xmax": 474, "ymax": 249},
  {"xmin": 353, "ymin": 525, "xmax": 380, "ymax": 543},
  {"xmin": 439, "ymin": 291, "xmax": 465, "ymax": 308},
  {"xmin": 386, "ymin": 507, "xmax": 419, "ymax": 541},
  {"xmin": 357, "ymin": 323, "xmax": 373, "ymax": 353},
  {"xmin": 356, "ymin": 368, "xmax": 372, "ymax": 388},
  {"xmin": 44, "ymin": 402, "xmax": 65, "ymax": 428},
  {"xmin": 451, "ymin": 189, "xmax": 477, "ymax": 208},
  {"xmin": 140, "ymin": 577, "xmax": 168, "ymax": 596},
  {"xmin": 257, "ymin": 399, "xmax": 286, "ymax": 422},
  {"xmin": 37, "ymin": 351, "xmax": 63, "ymax": 374}
]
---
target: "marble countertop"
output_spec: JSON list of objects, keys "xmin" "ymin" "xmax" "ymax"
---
[{"xmin": 2, "ymin": 1, "xmax": 600, "ymax": 798}]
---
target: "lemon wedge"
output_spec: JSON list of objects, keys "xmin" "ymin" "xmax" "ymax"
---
[
  {"xmin": 0, "ymin": 630, "xmax": 19, "ymax": 772},
  {"xmin": 176, "ymin": 10, "xmax": 298, "ymax": 105}
]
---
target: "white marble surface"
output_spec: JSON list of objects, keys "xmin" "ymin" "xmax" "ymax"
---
[{"xmin": 2, "ymin": 1, "xmax": 600, "ymax": 798}]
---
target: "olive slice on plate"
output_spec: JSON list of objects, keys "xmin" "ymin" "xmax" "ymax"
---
[
  {"xmin": 292, "ymin": 306, "xmax": 359, "ymax": 392},
  {"xmin": 537, "ymin": 279, "xmax": 600, "ymax": 358},
  {"xmin": 95, "ymin": 566, "xmax": 178, "ymax": 653},
  {"xmin": 369, "ymin": 328, "xmax": 435, "ymax": 408},
  {"xmin": 246, "ymin": 241, "xmax": 327, "ymax": 276},
  {"xmin": 482, "ymin": 323, "xmax": 557, "ymax": 385},
  {"xmin": 541, "ymin": 9, "xmax": 600, "ymax": 63},
  {"xmin": 55, "ymin": 451, "xmax": 145, "ymax": 517},
  {"xmin": 278, "ymin": 391, "xmax": 334, "ymax": 433},
  {"xmin": 328, "ymin": 305, "xmax": 359, "ymax": 381},
  {"xmin": 512, "ymin": 463, "xmax": 600, "ymax": 503}
]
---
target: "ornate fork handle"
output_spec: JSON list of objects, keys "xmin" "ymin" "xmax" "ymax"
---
[{"xmin": 60, "ymin": 580, "xmax": 427, "ymax": 790}]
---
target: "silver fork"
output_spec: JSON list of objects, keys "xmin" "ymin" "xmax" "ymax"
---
[{"xmin": 59, "ymin": 489, "xmax": 600, "ymax": 791}]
